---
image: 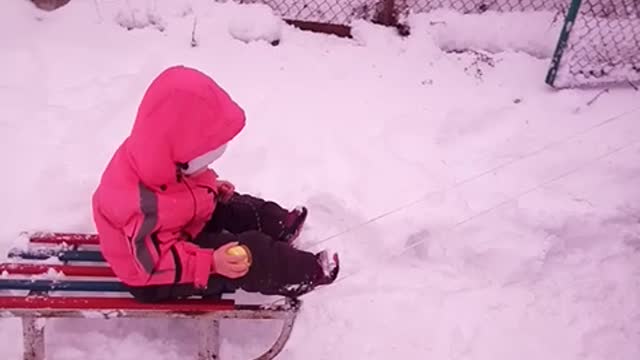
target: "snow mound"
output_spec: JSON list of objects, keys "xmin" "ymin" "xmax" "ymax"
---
[
  {"xmin": 350, "ymin": 19, "xmax": 402, "ymax": 48},
  {"xmin": 115, "ymin": 6, "xmax": 167, "ymax": 32},
  {"xmin": 407, "ymin": 9, "xmax": 564, "ymax": 58},
  {"xmin": 108, "ymin": 0, "xmax": 206, "ymax": 32},
  {"xmin": 350, "ymin": 18, "xmax": 444, "ymax": 58},
  {"xmin": 228, "ymin": 3, "xmax": 284, "ymax": 45}
]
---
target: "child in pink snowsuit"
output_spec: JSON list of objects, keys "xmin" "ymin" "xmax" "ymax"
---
[{"xmin": 92, "ymin": 65, "xmax": 338, "ymax": 302}]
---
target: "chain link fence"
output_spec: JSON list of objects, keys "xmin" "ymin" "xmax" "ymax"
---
[
  {"xmin": 240, "ymin": 0, "xmax": 568, "ymax": 25},
  {"xmin": 546, "ymin": 0, "xmax": 640, "ymax": 88},
  {"xmin": 402, "ymin": 0, "xmax": 565, "ymax": 14},
  {"xmin": 238, "ymin": 0, "xmax": 369, "ymax": 25},
  {"xmin": 238, "ymin": 0, "xmax": 638, "ymax": 88}
]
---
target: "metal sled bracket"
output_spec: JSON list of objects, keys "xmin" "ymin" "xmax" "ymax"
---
[{"xmin": 0, "ymin": 296, "xmax": 301, "ymax": 360}]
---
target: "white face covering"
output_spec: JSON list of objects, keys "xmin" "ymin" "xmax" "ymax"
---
[{"xmin": 182, "ymin": 144, "xmax": 227, "ymax": 175}]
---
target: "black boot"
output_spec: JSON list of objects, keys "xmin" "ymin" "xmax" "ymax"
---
[
  {"xmin": 280, "ymin": 206, "xmax": 308, "ymax": 245},
  {"xmin": 314, "ymin": 250, "xmax": 340, "ymax": 285}
]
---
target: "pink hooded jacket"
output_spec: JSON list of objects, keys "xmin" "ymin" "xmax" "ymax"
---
[{"xmin": 92, "ymin": 66, "xmax": 245, "ymax": 289}]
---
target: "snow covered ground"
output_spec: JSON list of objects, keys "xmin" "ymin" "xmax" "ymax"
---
[{"xmin": 1, "ymin": 0, "xmax": 640, "ymax": 359}]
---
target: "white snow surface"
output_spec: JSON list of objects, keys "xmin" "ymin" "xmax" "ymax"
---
[
  {"xmin": 405, "ymin": 9, "xmax": 564, "ymax": 59},
  {"xmin": 227, "ymin": 3, "xmax": 283, "ymax": 44},
  {"xmin": 1, "ymin": 1, "xmax": 640, "ymax": 359}
]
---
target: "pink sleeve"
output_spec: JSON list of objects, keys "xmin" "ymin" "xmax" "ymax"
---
[
  {"xmin": 122, "ymin": 214, "xmax": 215, "ymax": 289},
  {"xmin": 171, "ymin": 241, "xmax": 215, "ymax": 289}
]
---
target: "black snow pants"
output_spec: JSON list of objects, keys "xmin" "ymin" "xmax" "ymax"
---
[{"xmin": 128, "ymin": 193, "xmax": 323, "ymax": 302}]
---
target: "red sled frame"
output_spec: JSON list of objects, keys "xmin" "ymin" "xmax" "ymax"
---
[{"xmin": 0, "ymin": 232, "xmax": 302, "ymax": 360}]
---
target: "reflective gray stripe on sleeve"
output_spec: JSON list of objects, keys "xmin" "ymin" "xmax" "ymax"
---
[{"xmin": 134, "ymin": 182, "xmax": 158, "ymax": 274}]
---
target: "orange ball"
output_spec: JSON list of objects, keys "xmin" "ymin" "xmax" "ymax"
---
[{"xmin": 226, "ymin": 245, "xmax": 252, "ymax": 265}]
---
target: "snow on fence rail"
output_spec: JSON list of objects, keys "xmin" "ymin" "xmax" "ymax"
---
[{"xmin": 238, "ymin": 0, "xmax": 568, "ymax": 27}]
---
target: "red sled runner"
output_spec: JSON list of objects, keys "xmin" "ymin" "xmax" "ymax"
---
[{"xmin": 0, "ymin": 232, "xmax": 300, "ymax": 360}]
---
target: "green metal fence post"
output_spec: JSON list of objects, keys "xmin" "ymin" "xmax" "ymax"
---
[{"xmin": 545, "ymin": 0, "xmax": 583, "ymax": 87}]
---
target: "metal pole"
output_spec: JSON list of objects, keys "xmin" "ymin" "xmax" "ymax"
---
[
  {"xmin": 197, "ymin": 319, "xmax": 221, "ymax": 360},
  {"xmin": 545, "ymin": 0, "xmax": 584, "ymax": 86},
  {"xmin": 22, "ymin": 317, "xmax": 45, "ymax": 360}
]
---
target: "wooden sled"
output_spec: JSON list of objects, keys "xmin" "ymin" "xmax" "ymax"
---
[{"xmin": 0, "ymin": 232, "xmax": 301, "ymax": 360}]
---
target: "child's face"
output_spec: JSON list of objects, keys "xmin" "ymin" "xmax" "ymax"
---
[
  {"xmin": 182, "ymin": 143, "xmax": 227, "ymax": 176},
  {"xmin": 186, "ymin": 167, "xmax": 208, "ymax": 177}
]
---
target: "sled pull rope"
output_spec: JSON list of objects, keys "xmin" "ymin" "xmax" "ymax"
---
[
  {"xmin": 309, "ymin": 118, "xmax": 640, "ymax": 289},
  {"xmin": 305, "ymin": 106, "xmax": 640, "ymax": 251}
]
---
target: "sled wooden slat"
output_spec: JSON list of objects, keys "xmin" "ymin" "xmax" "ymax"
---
[
  {"xmin": 0, "ymin": 232, "xmax": 301, "ymax": 360},
  {"xmin": 0, "ymin": 263, "xmax": 114, "ymax": 277},
  {"xmin": 8, "ymin": 247, "xmax": 105, "ymax": 262},
  {"xmin": 28, "ymin": 232, "xmax": 100, "ymax": 246},
  {"xmin": 0, "ymin": 279, "xmax": 127, "ymax": 292},
  {"xmin": 0, "ymin": 295, "xmax": 236, "ymax": 313}
]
